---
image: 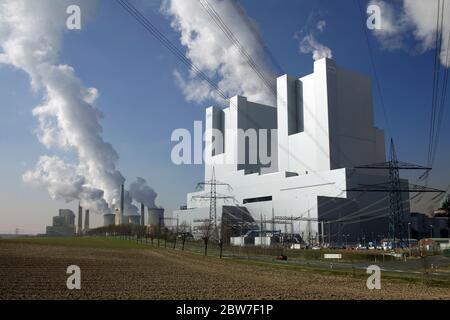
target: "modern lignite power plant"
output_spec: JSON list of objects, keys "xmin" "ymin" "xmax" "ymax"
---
[{"xmin": 174, "ymin": 58, "xmax": 410, "ymax": 245}]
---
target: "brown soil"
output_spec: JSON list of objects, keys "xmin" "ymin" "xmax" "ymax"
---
[{"xmin": 0, "ymin": 242, "xmax": 449, "ymax": 300}]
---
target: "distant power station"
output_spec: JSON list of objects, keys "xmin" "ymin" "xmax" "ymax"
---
[
  {"xmin": 45, "ymin": 181, "xmax": 163, "ymax": 235},
  {"xmin": 104, "ymin": 206, "xmax": 165, "ymax": 228},
  {"xmin": 46, "ymin": 209, "xmax": 76, "ymax": 236},
  {"xmin": 46, "ymin": 204, "xmax": 92, "ymax": 237},
  {"xmin": 103, "ymin": 184, "xmax": 165, "ymax": 228}
]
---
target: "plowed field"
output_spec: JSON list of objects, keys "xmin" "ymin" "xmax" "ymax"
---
[{"xmin": 1, "ymin": 239, "xmax": 449, "ymax": 300}]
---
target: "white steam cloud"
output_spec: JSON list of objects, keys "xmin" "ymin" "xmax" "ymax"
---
[
  {"xmin": 369, "ymin": 0, "xmax": 450, "ymax": 67},
  {"xmin": 162, "ymin": 0, "xmax": 276, "ymax": 105},
  {"xmin": 130, "ymin": 177, "xmax": 158, "ymax": 208},
  {"xmin": 23, "ymin": 156, "xmax": 110, "ymax": 214},
  {"xmin": 296, "ymin": 19, "xmax": 333, "ymax": 61},
  {"xmin": 0, "ymin": 0, "xmax": 153, "ymax": 215}
]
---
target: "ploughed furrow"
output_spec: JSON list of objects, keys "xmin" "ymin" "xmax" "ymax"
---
[{"xmin": 0, "ymin": 242, "xmax": 449, "ymax": 300}]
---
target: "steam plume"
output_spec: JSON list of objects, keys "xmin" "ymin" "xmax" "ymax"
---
[
  {"xmin": 162, "ymin": 0, "xmax": 276, "ymax": 105},
  {"xmin": 296, "ymin": 19, "xmax": 333, "ymax": 61},
  {"xmin": 0, "ymin": 0, "xmax": 141, "ymax": 215},
  {"xmin": 130, "ymin": 177, "xmax": 158, "ymax": 208}
]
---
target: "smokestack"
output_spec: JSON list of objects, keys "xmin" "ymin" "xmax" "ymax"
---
[
  {"xmin": 120, "ymin": 184, "xmax": 125, "ymax": 225},
  {"xmin": 77, "ymin": 203, "xmax": 83, "ymax": 236},
  {"xmin": 141, "ymin": 203, "xmax": 145, "ymax": 226},
  {"xmin": 84, "ymin": 209, "xmax": 90, "ymax": 232}
]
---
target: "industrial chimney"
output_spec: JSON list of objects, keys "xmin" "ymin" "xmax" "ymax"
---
[
  {"xmin": 120, "ymin": 184, "xmax": 125, "ymax": 225},
  {"xmin": 84, "ymin": 209, "xmax": 90, "ymax": 232},
  {"xmin": 141, "ymin": 203, "xmax": 145, "ymax": 226},
  {"xmin": 77, "ymin": 203, "xmax": 83, "ymax": 236}
]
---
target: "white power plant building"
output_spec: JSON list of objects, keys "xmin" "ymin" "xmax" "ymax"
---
[{"xmin": 174, "ymin": 58, "xmax": 409, "ymax": 245}]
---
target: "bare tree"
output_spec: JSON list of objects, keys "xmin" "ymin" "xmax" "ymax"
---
[
  {"xmin": 148, "ymin": 225, "xmax": 157, "ymax": 246},
  {"xmin": 178, "ymin": 221, "xmax": 190, "ymax": 251},
  {"xmin": 198, "ymin": 221, "xmax": 213, "ymax": 256},
  {"xmin": 217, "ymin": 222, "xmax": 225, "ymax": 259}
]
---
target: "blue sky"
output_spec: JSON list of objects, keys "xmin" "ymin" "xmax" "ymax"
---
[{"xmin": 0, "ymin": 0, "xmax": 448, "ymax": 234}]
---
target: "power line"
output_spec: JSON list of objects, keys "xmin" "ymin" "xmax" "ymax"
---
[
  {"xmin": 347, "ymin": 140, "xmax": 444, "ymax": 246},
  {"xmin": 116, "ymin": 0, "xmax": 404, "ymax": 229},
  {"xmin": 197, "ymin": 1, "xmax": 401, "ymax": 221},
  {"xmin": 206, "ymin": 0, "xmax": 365, "ymax": 171},
  {"xmin": 192, "ymin": 167, "xmax": 235, "ymax": 231},
  {"xmin": 116, "ymin": 0, "xmax": 229, "ymax": 103},
  {"xmin": 418, "ymin": 0, "xmax": 449, "ymax": 205},
  {"xmin": 427, "ymin": 0, "xmax": 445, "ymax": 168},
  {"xmin": 115, "ymin": 0, "xmax": 353, "ymax": 199},
  {"xmin": 430, "ymin": 3, "xmax": 450, "ymax": 167},
  {"xmin": 356, "ymin": 0, "xmax": 393, "ymax": 139},
  {"xmin": 199, "ymin": 0, "xmax": 276, "ymax": 95},
  {"xmin": 200, "ymin": 0, "xmax": 372, "ymax": 172},
  {"xmin": 199, "ymin": 0, "xmax": 355, "ymax": 170},
  {"xmin": 228, "ymin": 0, "xmax": 285, "ymax": 75}
]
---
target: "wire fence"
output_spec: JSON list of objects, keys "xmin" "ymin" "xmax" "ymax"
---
[{"xmin": 102, "ymin": 232, "xmax": 417, "ymax": 265}]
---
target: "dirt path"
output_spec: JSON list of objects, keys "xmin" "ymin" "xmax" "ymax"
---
[{"xmin": 0, "ymin": 242, "xmax": 449, "ymax": 300}]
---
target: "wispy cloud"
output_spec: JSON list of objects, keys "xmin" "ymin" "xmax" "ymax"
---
[
  {"xmin": 295, "ymin": 17, "xmax": 333, "ymax": 61},
  {"xmin": 317, "ymin": 20, "xmax": 327, "ymax": 32}
]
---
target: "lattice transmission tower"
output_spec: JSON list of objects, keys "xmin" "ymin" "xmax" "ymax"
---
[
  {"xmin": 348, "ymin": 139, "xmax": 444, "ymax": 248},
  {"xmin": 191, "ymin": 167, "xmax": 234, "ymax": 238}
]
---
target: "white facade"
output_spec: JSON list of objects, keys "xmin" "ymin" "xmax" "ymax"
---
[{"xmin": 175, "ymin": 58, "xmax": 409, "ymax": 245}]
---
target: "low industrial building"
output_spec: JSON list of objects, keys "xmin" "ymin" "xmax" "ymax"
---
[
  {"xmin": 418, "ymin": 238, "xmax": 450, "ymax": 251},
  {"xmin": 407, "ymin": 211, "xmax": 449, "ymax": 239}
]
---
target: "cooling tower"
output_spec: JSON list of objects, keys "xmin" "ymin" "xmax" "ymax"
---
[
  {"xmin": 103, "ymin": 213, "xmax": 115, "ymax": 227},
  {"xmin": 128, "ymin": 215, "xmax": 141, "ymax": 225},
  {"xmin": 147, "ymin": 208, "xmax": 164, "ymax": 227}
]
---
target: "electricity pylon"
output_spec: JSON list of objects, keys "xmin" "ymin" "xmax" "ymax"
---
[
  {"xmin": 348, "ymin": 139, "xmax": 444, "ymax": 248},
  {"xmin": 191, "ymin": 167, "xmax": 234, "ymax": 239}
]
